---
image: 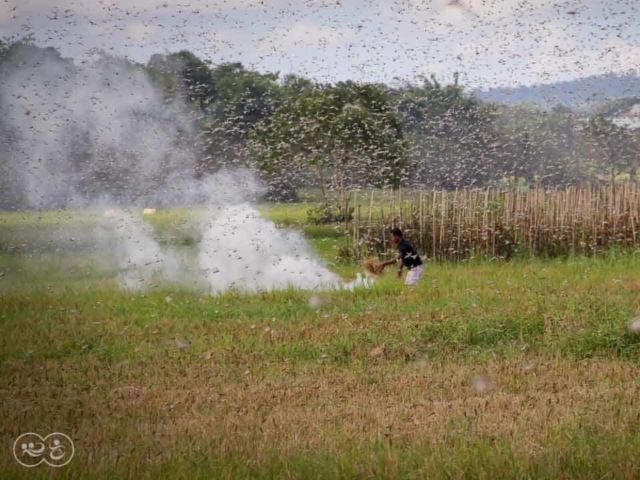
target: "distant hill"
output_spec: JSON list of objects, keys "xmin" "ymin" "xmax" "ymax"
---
[{"xmin": 474, "ymin": 72, "xmax": 640, "ymax": 110}]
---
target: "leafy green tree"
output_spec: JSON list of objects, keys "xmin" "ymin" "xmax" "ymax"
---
[
  {"xmin": 581, "ymin": 115, "xmax": 636, "ymax": 184},
  {"xmin": 495, "ymin": 104, "xmax": 586, "ymax": 186},
  {"xmin": 494, "ymin": 104, "xmax": 542, "ymax": 184},
  {"xmin": 537, "ymin": 106, "xmax": 582, "ymax": 185},
  {"xmin": 147, "ymin": 51, "xmax": 216, "ymax": 111},
  {"xmin": 250, "ymin": 83, "xmax": 408, "ymax": 204},
  {"xmin": 281, "ymin": 74, "xmax": 317, "ymax": 98},
  {"xmin": 397, "ymin": 76, "xmax": 500, "ymax": 188},
  {"xmin": 199, "ymin": 63, "xmax": 283, "ymax": 171}
]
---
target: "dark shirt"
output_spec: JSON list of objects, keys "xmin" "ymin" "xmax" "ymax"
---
[{"xmin": 398, "ymin": 239, "xmax": 422, "ymax": 269}]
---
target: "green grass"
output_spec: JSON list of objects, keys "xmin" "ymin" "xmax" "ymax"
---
[
  {"xmin": 2, "ymin": 207, "xmax": 640, "ymax": 478},
  {"xmin": 3, "ymin": 256, "xmax": 640, "ymax": 365},
  {"xmin": 154, "ymin": 426, "xmax": 640, "ymax": 480}
]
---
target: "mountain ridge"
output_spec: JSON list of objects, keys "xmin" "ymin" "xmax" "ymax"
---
[{"xmin": 473, "ymin": 72, "xmax": 640, "ymax": 110}]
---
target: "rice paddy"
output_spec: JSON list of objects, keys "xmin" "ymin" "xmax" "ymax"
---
[{"xmin": 2, "ymin": 203, "xmax": 640, "ymax": 479}]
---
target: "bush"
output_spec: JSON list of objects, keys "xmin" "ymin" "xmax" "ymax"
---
[
  {"xmin": 265, "ymin": 179, "xmax": 298, "ymax": 203},
  {"xmin": 307, "ymin": 203, "xmax": 354, "ymax": 225}
]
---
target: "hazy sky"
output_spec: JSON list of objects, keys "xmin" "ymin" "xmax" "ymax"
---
[{"xmin": 2, "ymin": 0, "xmax": 639, "ymax": 88}]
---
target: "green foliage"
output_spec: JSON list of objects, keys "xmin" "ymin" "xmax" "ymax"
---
[
  {"xmin": 148, "ymin": 51, "xmax": 217, "ymax": 111},
  {"xmin": 581, "ymin": 114, "xmax": 637, "ymax": 181},
  {"xmin": 397, "ymin": 76, "xmax": 501, "ymax": 188},
  {"xmin": 200, "ymin": 63, "xmax": 284, "ymax": 170},
  {"xmin": 250, "ymin": 82, "xmax": 409, "ymax": 209},
  {"xmin": 3, "ymin": 38, "xmax": 640, "ymax": 209},
  {"xmin": 494, "ymin": 104, "xmax": 584, "ymax": 185},
  {"xmin": 306, "ymin": 203, "xmax": 354, "ymax": 225}
]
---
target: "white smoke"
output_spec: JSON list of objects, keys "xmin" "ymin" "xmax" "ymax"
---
[
  {"xmin": 97, "ymin": 209, "xmax": 184, "ymax": 291},
  {"xmin": 198, "ymin": 203, "xmax": 340, "ymax": 293},
  {"xmin": 0, "ymin": 45, "xmax": 195, "ymax": 209},
  {"xmin": 97, "ymin": 171, "xmax": 370, "ymax": 294},
  {"xmin": 194, "ymin": 171, "xmax": 372, "ymax": 293},
  {"xmin": 1, "ymin": 46, "xmax": 369, "ymax": 294}
]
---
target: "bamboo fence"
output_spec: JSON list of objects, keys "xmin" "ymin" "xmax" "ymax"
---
[{"xmin": 348, "ymin": 184, "xmax": 640, "ymax": 261}]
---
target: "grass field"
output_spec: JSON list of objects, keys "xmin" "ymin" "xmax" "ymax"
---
[{"xmin": 2, "ymin": 207, "xmax": 640, "ymax": 479}]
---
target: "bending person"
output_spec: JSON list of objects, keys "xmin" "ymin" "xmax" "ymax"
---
[{"xmin": 381, "ymin": 228, "xmax": 424, "ymax": 286}]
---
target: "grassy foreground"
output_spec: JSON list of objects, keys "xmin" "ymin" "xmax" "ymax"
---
[{"xmin": 2, "ymin": 209, "xmax": 640, "ymax": 478}]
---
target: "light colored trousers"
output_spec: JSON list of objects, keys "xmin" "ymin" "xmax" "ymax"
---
[{"xmin": 405, "ymin": 264, "xmax": 424, "ymax": 286}]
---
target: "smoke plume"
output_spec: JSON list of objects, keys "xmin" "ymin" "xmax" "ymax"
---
[
  {"xmin": 198, "ymin": 204, "xmax": 340, "ymax": 293},
  {"xmin": 0, "ymin": 44, "xmax": 195, "ymax": 209},
  {"xmin": 0, "ymin": 45, "xmax": 359, "ymax": 294}
]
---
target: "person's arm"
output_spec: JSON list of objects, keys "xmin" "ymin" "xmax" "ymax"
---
[
  {"xmin": 381, "ymin": 253, "xmax": 401, "ymax": 268},
  {"xmin": 381, "ymin": 254, "xmax": 404, "ymax": 278}
]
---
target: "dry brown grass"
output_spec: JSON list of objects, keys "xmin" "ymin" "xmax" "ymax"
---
[
  {"xmin": 2, "ymin": 355, "xmax": 638, "ymax": 477},
  {"xmin": 3, "ymin": 251, "xmax": 640, "ymax": 477},
  {"xmin": 361, "ymin": 256, "xmax": 386, "ymax": 276}
]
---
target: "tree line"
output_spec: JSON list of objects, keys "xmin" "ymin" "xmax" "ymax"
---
[{"xmin": 2, "ymin": 38, "xmax": 639, "ymax": 208}]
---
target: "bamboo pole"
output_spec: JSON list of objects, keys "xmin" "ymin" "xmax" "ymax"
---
[
  {"xmin": 353, "ymin": 192, "xmax": 358, "ymax": 258},
  {"xmin": 349, "ymin": 184, "xmax": 640, "ymax": 262},
  {"xmin": 432, "ymin": 190, "xmax": 437, "ymax": 260},
  {"xmin": 419, "ymin": 191, "xmax": 425, "ymax": 254}
]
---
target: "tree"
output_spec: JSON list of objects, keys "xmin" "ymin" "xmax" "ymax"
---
[
  {"xmin": 198, "ymin": 63, "xmax": 283, "ymax": 171},
  {"xmin": 281, "ymin": 74, "xmax": 316, "ymax": 98},
  {"xmin": 250, "ymin": 83, "xmax": 408, "ymax": 205},
  {"xmin": 397, "ymin": 77, "xmax": 501, "ymax": 189},
  {"xmin": 582, "ymin": 115, "xmax": 635, "ymax": 184},
  {"xmin": 495, "ymin": 104, "xmax": 586, "ymax": 186},
  {"xmin": 537, "ymin": 106, "xmax": 582, "ymax": 186},
  {"xmin": 147, "ymin": 51, "xmax": 216, "ymax": 111}
]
